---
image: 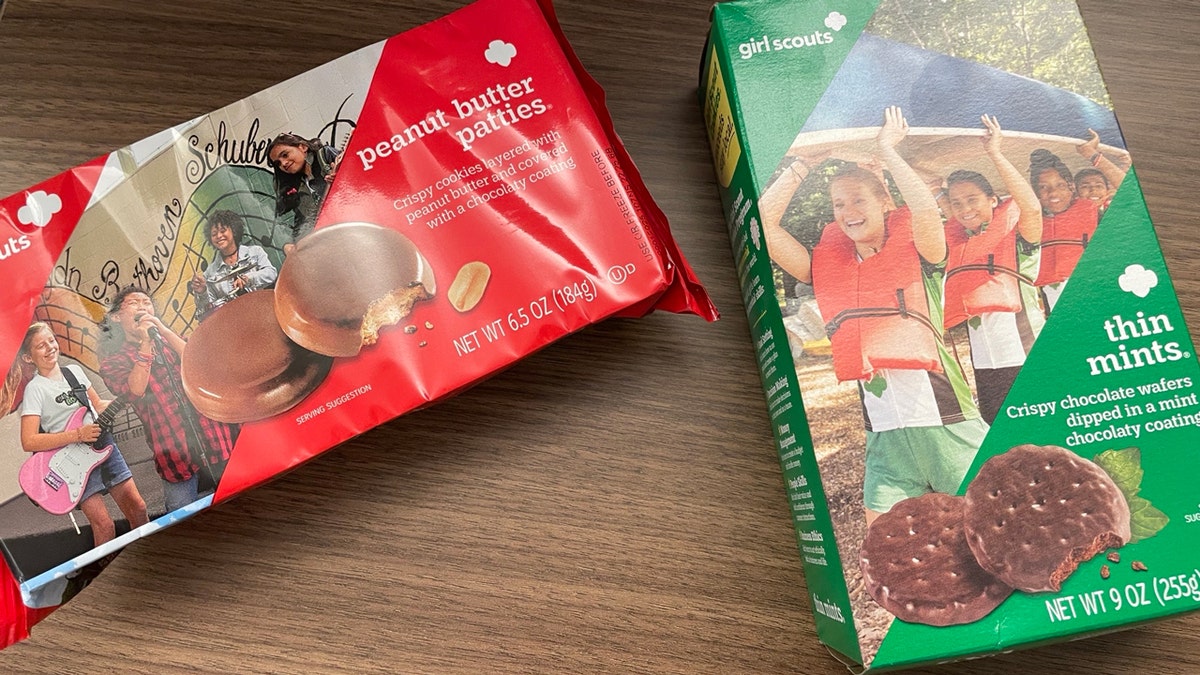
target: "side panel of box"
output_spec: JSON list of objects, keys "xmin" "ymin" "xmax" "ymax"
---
[{"xmin": 701, "ymin": 26, "xmax": 862, "ymax": 666}]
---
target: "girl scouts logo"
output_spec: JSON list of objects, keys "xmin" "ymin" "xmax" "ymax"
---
[{"xmin": 485, "ymin": 40, "xmax": 517, "ymax": 67}]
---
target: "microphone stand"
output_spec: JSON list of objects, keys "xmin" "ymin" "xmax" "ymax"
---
[
  {"xmin": 148, "ymin": 328, "xmax": 166, "ymax": 365},
  {"xmin": 146, "ymin": 331, "xmax": 221, "ymax": 499}
]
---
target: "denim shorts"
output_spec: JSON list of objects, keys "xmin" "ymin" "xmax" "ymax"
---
[{"xmin": 79, "ymin": 443, "xmax": 134, "ymax": 505}]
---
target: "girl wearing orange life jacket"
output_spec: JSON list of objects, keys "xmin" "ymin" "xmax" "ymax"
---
[
  {"xmin": 935, "ymin": 115, "xmax": 1044, "ymax": 425},
  {"xmin": 1075, "ymin": 128, "xmax": 1128, "ymax": 210},
  {"xmin": 1074, "ymin": 168, "xmax": 1112, "ymax": 207},
  {"xmin": 1029, "ymin": 133, "xmax": 1127, "ymax": 312},
  {"xmin": 762, "ymin": 107, "xmax": 987, "ymax": 528}
]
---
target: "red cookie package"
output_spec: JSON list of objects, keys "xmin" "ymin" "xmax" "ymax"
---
[{"xmin": 0, "ymin": 0, "xmax": 715, "ymax": 647}]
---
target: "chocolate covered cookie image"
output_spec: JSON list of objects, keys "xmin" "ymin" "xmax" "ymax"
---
[
  {"xmin": 964, "ymin": 444, "xmax": 1132, "ymax": 593},
  {"xmin": 275, "ymin": 222, "xmax": 436, "ymax": 357},
  {"xmin": 860, "ymin": 493, "xmax": 1013, "ymax": 626},
  {"xmin": 182, "ymin": 290, "xmax": 333, "ymax": 423}
]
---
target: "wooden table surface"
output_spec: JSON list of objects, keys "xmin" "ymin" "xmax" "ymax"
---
[{"xmin": 1, "ymin": 1, "xmax": 1197, "ymax": 672}]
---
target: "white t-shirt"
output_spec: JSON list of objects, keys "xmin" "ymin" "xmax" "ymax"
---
[
  {"xmin": 968, "ymin": 312, "xmax": 1030, "ymax": 369},
  {"xmin": 967, "ymin": 273, "xmax": 1046, "ymax": 370},
  {"xmin": 20, "ymin": 365, "xmax": 92, "ymax": 434},
  {"xmin": 860, "ymin": 368, "xmax": 948, "ymax": 431},
  {"xmin": 1043, "ymin": 279, "xmax": 1067, "ymax": 312}
]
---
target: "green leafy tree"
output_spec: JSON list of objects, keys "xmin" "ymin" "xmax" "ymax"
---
[{"xmin": 868, "ymin": 0, "xmax": 1109, "ymax": 106}]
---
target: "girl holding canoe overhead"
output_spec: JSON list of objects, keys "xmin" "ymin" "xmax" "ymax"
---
[
  {"xmin": 761, "ymin": 107, "xmax": 986, "ymax": 526},
  {"xmin": 1028, "ymin": 130, "xmax": 1127, "ymax": 312},
  {"xmin": 933, "ymin": 115, "xmax": 1044, "ymax": 425}
]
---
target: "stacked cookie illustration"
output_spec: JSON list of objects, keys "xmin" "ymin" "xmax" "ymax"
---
[
  {"xmin": 182, "ymin": 223, "xmax": 436, "ymax": 423},
  {"xmin": 861, "ymin": 444, "xmax": 1132, "ymax": 626}
]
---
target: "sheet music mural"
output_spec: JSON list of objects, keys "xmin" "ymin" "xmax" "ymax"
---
[{"xmin": 0, "ymin": 40, "xmax": 384, "ymax": 586}]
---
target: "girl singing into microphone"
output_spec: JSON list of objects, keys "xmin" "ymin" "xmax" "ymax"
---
[{"xmin": 99, "ymin": 287, "xmax": 238, "ymax": 513}]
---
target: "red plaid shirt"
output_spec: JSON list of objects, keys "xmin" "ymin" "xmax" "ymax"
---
[{"xmin": 100, "ymin": 340, "xmax": 236, "ymax": 483}]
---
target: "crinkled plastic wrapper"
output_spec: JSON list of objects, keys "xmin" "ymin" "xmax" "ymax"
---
[{"xmin": 0, "ymin": 0, "xmax": 716, "ymax": 648}]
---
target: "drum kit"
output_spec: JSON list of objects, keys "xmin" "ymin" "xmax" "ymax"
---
[{"xmin": 200, "ymin": 261, "xmax": 266, "ymax": 316}]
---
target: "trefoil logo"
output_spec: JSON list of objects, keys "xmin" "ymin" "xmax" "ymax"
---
[{"xmin": 2, "ymin": 190, "xmax": 60, "ymax": 261}]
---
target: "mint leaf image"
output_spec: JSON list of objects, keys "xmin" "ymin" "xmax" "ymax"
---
[
  {"xmin": 1094, "ymin": 447, "xmax": 1168, "ymax": 543},
  {"xmin": 1094, "ymin": 447, "xmax": 1144, "ymax": 497},
  {"xmin": 1127, "ymin": 495, "xmax": 1170, "ymax": 544}
]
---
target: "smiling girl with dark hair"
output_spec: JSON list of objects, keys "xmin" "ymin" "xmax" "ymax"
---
[
  {"xmin": 1028, "ymin": 130, "xmax": 1127, "ymax": 312},
  {"xmin": 188, "ymin": 209, "xmax": 278, "ymax": 314},
  {"xmin": 266, "ymin": 133, "xmax": 341, "ymax": 254},
  {"xmin": 934, "ymin": 115, "xmax": 1043, "ymax": 424}
]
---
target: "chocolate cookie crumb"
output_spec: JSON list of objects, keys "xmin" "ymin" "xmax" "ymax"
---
[
  {"xmin": 1107, "ymin": 551, "xmax": 1121, "ymax": 564},
  {"xmin": 1100, "ymin": 565, "xmax": 1110, "ymax": 579},
  {"xmin": 404, "ymin": 325, "xmax": 418, "ymax": 334},
  {"xmin": 1132, "ymin": 561, "xmax": 1148, "ymax": 572}
]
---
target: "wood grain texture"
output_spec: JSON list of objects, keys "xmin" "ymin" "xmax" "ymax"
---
[{"xmin": 0, "ymin": 1, "xmax": 1197, "ymax": 672}]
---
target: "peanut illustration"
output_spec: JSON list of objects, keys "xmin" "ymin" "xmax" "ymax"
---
[{"xmin": 449, "ymin": 261, "xmax": 491, "ymax": 312}]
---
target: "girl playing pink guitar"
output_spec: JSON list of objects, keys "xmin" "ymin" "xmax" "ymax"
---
[{"xmin": 18, "ymin": 322, "xmax": 148, "ymax": 547}]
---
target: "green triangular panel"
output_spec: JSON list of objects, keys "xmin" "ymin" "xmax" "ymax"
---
[{"xmin": 876, "ymin": 169, "xmax": 1200, "ymax": 666}]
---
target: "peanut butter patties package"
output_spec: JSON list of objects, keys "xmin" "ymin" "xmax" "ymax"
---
[
  {"xmin": 0, "ymin": 0, "xmax": 716, "ymax": 647},
  {"xmin": 703, "ymin": 0, "xmax": 1200, "ymax": 670}
]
